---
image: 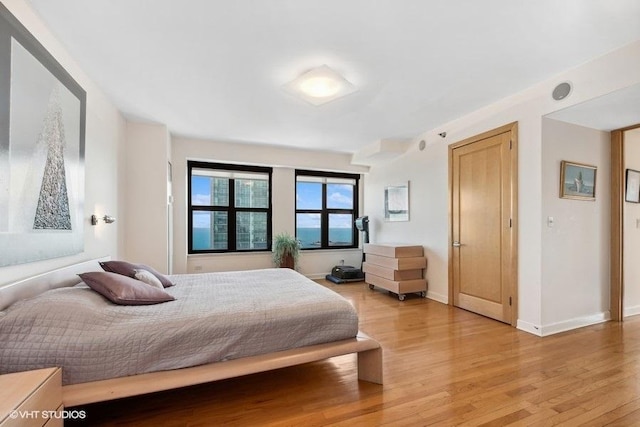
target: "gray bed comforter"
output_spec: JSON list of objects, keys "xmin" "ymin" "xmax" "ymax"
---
[{"xmin": 0, "ymin": 268, "xmax": 358, "ymax": 385}]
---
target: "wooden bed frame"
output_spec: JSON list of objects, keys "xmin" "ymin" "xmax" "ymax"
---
[{"xmin": 0, "ymin": 258, "xmax": 383, "ymax": 407}]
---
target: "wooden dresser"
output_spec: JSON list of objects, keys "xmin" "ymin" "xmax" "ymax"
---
[
  {"xmin": 363, "ymin": 243, "xmax": 427, "ymax": 301},
  {"xmin": 0, "ymin": 368, "xmax": 62, "ymax": 427}
]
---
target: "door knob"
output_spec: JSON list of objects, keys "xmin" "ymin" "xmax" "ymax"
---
[{"xmin": 452, "ymin": 241, "xmax": 462, "ymax": 247}]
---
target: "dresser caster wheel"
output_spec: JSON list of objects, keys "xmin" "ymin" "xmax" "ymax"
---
[
  {"xmin": 368, "ymin": 284, "xmax": 374, "ymax": 290},
  {"xmin": 398, "ymin": 294, "xmax": 406, "ymax": 301},
  {"xmin": 420, "ymin": 291, "xmax": 426, "ymax": 298}
]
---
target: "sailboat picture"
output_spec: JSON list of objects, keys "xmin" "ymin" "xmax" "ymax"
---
[{"xmin": 560, "ymin": 160, "xmax": 597, "ymax": 201}]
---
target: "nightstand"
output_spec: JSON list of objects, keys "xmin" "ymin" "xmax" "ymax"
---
[{"xmin": 0, "ymin": 368, "xmax": 62, "ymax": 427}]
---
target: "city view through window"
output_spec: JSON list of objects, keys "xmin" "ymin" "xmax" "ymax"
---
[
  {"xmin": 190, "ymin": 165, "xmax": 270, "ymax": 252},
  {"xmin": 296, "ymin": 173, "xmax": 358, "ymax": 249},
  {"xmin": 189, "ymin": 163, "xmax": 359, "ymax": 253}
]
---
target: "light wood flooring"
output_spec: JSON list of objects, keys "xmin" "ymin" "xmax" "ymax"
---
[{"xmin": 68, "ymin": 280, "xmax": 640, "ymax": 426}]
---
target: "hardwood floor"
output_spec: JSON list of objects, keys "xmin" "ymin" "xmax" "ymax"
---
[{"xmin": 68, "ymin": 280, "xmax": 640, "ymax": 426}]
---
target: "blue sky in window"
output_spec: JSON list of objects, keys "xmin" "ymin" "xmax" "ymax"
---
[
  {"xmin": 327, "ymin": 184, "xmax": 353, "ymax": 209},
  {"xmin": 192, "ymin": 179, "xmax": 354, "ymax": 229},
  {"xmin": 193, "ymin": 211, "xmax": 209, "ymax": 228},
  {"xmin": 192, "ymin": 176, "xmax": 211, "ymax": 205},
  {"xmin": 296, "ymin": 214, "xmax": 351, "ymax": 228},
  {"xmin": 296, "ymin": 182, "xmax": 353, "ymax": 228},
  {"xmin": 296, "ymin": 182, "xmax": 322, "ymax": 209},
  {"xmin": 297, "ymin": 213, "xmax": 321, "ymax": 228},
  {"xmin": 192, "ymin": 177, "xmax": 213, "ymax": 228}
]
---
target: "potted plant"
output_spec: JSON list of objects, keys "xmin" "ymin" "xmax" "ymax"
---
[{"xmin": 272, "ymin": 232, "xmax": 300, "ymax": 269}]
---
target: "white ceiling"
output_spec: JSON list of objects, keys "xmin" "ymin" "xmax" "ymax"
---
[
  {"xmin": 546, "ymin": 83, "xmax": 640, "ymax": 131},
  {"xmin": 28, "ymin": 0, "xmax": 640, "ymax": 153}
]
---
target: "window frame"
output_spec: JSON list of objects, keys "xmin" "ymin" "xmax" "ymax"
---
[
  {"xmin": 295, "ymin": 169, "xmax": 360, "ymax": 250},
  {"xmin": 188, "ymin": 161, "xmax": 272, "ymax": 254}
]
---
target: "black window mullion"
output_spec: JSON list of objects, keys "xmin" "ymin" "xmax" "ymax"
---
[
  {"xmin": 188, "ymin": 161, "xmax": 272, "ymax": 254},
  {"xmin": 187, "ymin": 164, "xmax": 194, "ymax": 253},
  {"xmin": 354, "ymin": 176, "xmax": 359, "ymax": 247},
  {"xmin": 321, "ymin": 182, "xmax": 329, "ymax": 248},
  {"xmin": 228, "ymin": 178, "xmax": 236, "ymax": 251},
  {"xmin": 295, "ymin": 169, "xmax": 359, "ymax": 250}
]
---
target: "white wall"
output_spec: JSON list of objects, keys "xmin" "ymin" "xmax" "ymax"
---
[
  {"xmin": 171, "ymin": 137, "xmax": 369, "ymax": 277},
  {"xmin": 624, "ymin": 127, "xmax": 640, "ymax": 316},
  {"xmin": 362, "ymin": 142, "xmax": 449, "ymax": 303},
  {"xmin": 363, "ymin": 41, "xmax": 640, "ymax": 335},
  {"xmin": 541, "ymin": 119, "xmax": 610, "ymax": 334},
  {"xmin": 123, "ymin": 122, "xmax": 171, "ymax": 273},
  {"xmin": 0, "ymin": 0, "xmax": 125, "ymax": 286}
]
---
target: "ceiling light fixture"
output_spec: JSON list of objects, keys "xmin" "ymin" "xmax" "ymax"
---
[
  {"xmin": 299, "ymin": 76, "xmax": 340, "ymax": 98},
  {"xmin": 283, "ymin": 65, "xmax": 356, "ymax": 106}
]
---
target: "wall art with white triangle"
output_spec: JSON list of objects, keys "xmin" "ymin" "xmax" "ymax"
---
[{"xmin": 0, "ymin": 37, "xmax": 84, "ymax": 267}]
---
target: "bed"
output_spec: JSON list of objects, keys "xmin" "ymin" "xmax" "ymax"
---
[{"xmin": 0, "ymin": 258, "xmax": 382, "ymax": 406}]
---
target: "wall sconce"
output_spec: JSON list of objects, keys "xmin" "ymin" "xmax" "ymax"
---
[{"xmin": 91, "ymin": 214, "xmax": 116, "ymax": 226}]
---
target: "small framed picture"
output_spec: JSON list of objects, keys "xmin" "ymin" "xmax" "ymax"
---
[
  {"xmin": 560, "ymin": 161, "xmax": 597, "ymax": 201},
  {"xmin": 384, "ymin": 182, "xmax": 409, "ymax": 221},
  {"xmin": 626, "ymin": 169, "xmax": 640, "ymax": 203}
]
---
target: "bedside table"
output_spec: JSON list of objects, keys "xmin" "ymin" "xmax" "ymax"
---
[{"xmin": 0, "ymin": 368, "xmax": 62, "ymax": 427}]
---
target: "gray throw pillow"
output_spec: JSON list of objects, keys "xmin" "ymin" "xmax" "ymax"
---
[
  {"xmin": 79, "ymin": 272, "xmax": 175, "ymax": 305},
  {"xmin": 100, "ymin": 260, "xmax": 174, "ymax": 287}
]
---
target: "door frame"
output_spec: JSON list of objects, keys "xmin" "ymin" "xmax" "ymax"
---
[
  {"xmin": 611, "ymin": 123, "xmax": 640, "ymax": 321},
  {"xmin": 448, "ymin": 122, "xmax": 519, "ymax": 326}
]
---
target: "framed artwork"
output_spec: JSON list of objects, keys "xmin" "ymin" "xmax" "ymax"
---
[
  {"xmin": 0, "ymin": 4, "xmax": 87, "ymax": 267},
  {"xmin": 626, "ymin": 169, "xmax": 640, "ymax": 203},
  {"xmin": 559, "ymin": 161, "xmax": 597, "ymax": 201},
  {"xmin": 384, "ymin": 182, "xmax": 409, "ymax": 221}
]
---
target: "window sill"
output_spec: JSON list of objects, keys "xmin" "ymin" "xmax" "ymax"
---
[
  {"xmin": 187, "ymin": 247, "xmax": 362, "ymax": 258},
  {"xmin": 188, "ymin": 251, "xmax": 271, "ymax": 258}
]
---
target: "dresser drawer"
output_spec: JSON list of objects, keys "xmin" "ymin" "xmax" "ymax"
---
[
  {"xmin": 364, "ymin": 243, "xmax": 423, "ymax": 258},
  {"xmin": 41, "ymin": 405, "xmax": 63, "ymax": 427},
  {"xmin": 0, "ymin": 368, "xmax": 62, "ymax": 427},
  {"xmin": 366, "ymin": 274, "xmax": 427, "ymax": 295},
  {"xmin": 365, "ymin": 253, "xmax": 426, "ymax": 270},
  {"xmin": 363, "ymin": 262, "xmax": 422, "ymax": 280}
]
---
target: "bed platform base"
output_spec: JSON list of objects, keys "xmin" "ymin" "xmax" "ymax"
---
[
  {"xmin": 2, "ymin": 258, "xmax": 382, "ymax": 407},
  {"xmin": 63, "ymin": 332, "xmax": 382, "ymax": 406}
]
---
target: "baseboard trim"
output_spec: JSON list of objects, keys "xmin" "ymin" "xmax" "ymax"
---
[
  {"xmin": 426, "ymin": 290, "xmax": 448, "ymax": 304},
  {"xmin": 517, "ymin": 320, "xmax": 542, "ymax": 336},
  {"xmin": 539, "ymin": 311, "xmax": 611, "ymax": 336},
  {"xmin": 623, "ymin": 305, "xmax": 640, "ymax": 318}
]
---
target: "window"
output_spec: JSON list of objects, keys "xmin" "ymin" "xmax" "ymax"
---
[
  {"xmin": 188, "ymin": 161, "xmax": 272, "ymax": 253},
  {"xmin": 295, "ymin": 170, "xmax": 359, "ymax": 249}
]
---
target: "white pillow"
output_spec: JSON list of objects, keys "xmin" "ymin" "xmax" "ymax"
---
[{"xmin": 134, "ymin": 269, "xmax": 164, "ymax": 289}]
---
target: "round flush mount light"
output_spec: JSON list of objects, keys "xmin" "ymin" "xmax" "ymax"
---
[
  {"xmin": 418, "ymin": 140, "xmax": 426, "ymax": 151},
  {"xmin": 552, "ymin": 82, "xmax": 572, "ymax": 101}
]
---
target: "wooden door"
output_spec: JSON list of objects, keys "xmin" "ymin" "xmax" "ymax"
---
[
  {"xmin": 611, "ymin": 123, "xmax": 640, "ymax": 321},
  {"xmin": 449, "ymin": 123, "xmax": 518, "ymax": 325}
]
